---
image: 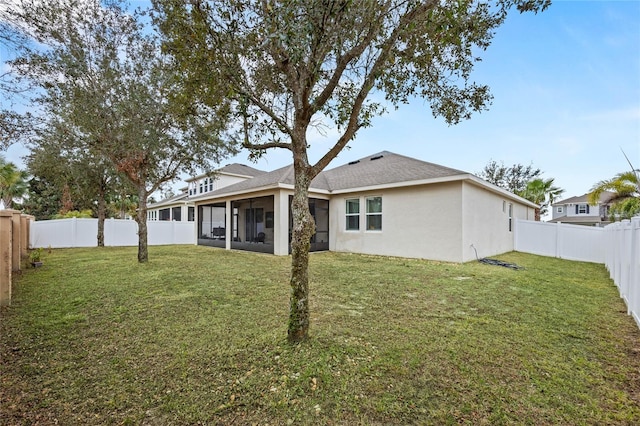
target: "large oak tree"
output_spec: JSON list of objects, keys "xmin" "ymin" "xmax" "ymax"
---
[
  {"xmin": 5, "ymin": 0, "xmax": 237, "ymax": 261},
  {"xmin": 25, "ymin": 119, "xmax": 132, "ymax": 244},
  {"xmin": 154, "ymin": 0, "xmax": 550, "ymax": 342}
]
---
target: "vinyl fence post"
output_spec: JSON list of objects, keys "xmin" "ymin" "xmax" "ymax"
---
[
  {"xmin": 620, "ymin": 220, "xmax": 630, "ymax": 302},
  {"xmin": 555, "ymin": 222, "xmax": 561, "ymax": 259},
  {"xmin": 615, "ymin": 222, "xmax": 623, "ymax": 289},
  {"xmin": 627, "ymin": 217, "xmax": 639, "ymax": 321}
]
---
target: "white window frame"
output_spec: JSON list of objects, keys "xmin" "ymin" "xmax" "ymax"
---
[
  {"xmin": 366, "ymin": 196, "xmax": 382, "ymax": 231},
  {"xmin": 557, "ymin": 206, "xmax": 563, "ymax": 213},
  {"xmin": 578, "ymin": 204, "xmax": 588, "ymax": 214},
  {"xmin": 345, "ymin": 198, "xmax": 360, "ymax": 231}
]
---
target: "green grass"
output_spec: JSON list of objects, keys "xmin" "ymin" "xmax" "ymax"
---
[{"xmin": 1, "ymin": 246, "xmax": 639, "ymax": 425}]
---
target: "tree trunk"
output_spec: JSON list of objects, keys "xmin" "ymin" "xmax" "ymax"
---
[
  {"xmin": 534, "ymin": 207, "xmax": 541, "ymax": 222},
  {"xmin": 96, "ymin": 185, "xmax": 106, "ymax": 247},
  {"xmin": 287, "ymin": 159, "xmax": 316, "ymax": 343},
  {"xmin": 136, "ymin": 185, "xmax": 149, "ymax": 263}
]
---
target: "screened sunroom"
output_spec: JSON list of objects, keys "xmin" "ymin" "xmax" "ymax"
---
[{"xmin": 196, "ymin": 194, "xmax": 329, "ymax": 255}]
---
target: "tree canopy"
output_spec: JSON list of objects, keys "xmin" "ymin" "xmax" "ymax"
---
[
  {"xmin": 0, "ymin": 155, "xmax": 28, "ymax": 209},
  {"xmin": 154, "ymin": 0, "xmax": 550, "ymax": 342},
  {"xmin": 5, "ymin": 0, "xmax": 238, "ymax": 261},
  {"xmin": 517, "ymin": 177, "xmax": 564, "ymax": 221},
  {"xmin": 477, "ymin": 160, "xmax": 542, "ymax": 194},
  {"xmin": 589, "ymin": 170, "xmax": 640, "ymax": 221}
]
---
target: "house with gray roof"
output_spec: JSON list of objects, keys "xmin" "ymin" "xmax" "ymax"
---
[
  {"xmin": 549, "ymin": 191, "xmax": 614, "ymax": 227},
  {"xmin": 191, "ymin": 151, "xmax": 537, "ymax": 262},
  {"xmin": 147, "ymin": 163, "xmax": 265, "ymax": 223}
]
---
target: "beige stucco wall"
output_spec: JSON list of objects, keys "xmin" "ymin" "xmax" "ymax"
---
[
  {"xmin": 330, "ymin": 180, "xmax": 535, "ymax": 263},
  {"xmin": 194, "ymin": 179, "xmax": 535, "ymax": 263},
  {"xmin": 460, "ymin": 181, "xmax": 533, "ymax": 262},
  {"xmin": 330, "ymin": 181, "xmax": 465, "ymax": 262}
]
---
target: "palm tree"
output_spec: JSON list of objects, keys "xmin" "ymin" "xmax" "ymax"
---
[
  {"xmin": 517, "ymin": 177, "xmax": 564, "ymax": 221},
  {"xmin": 0, "ymin": 156, "xmax": 29, "ymax": 209},
  {"xmin": 588, "ymin": 170, "xmax": 640, "ymax": 221}
]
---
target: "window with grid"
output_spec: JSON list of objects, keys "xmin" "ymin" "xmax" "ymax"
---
[
  {"xmin": 366, "ymin": 197, "xmax": 382, "ymax": 231},
  {"xmin": 345, "ymin": 198, "xmax": 360, "ymax": 230}
]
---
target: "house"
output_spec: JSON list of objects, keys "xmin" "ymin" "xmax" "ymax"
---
[
  {"xmin": 549, "ymin": 191, "xmax": 614, "ymax": 227},
  {"xmin": 146, "ymin": 190, "xmax": 192, "ymax": 222},
  {"xmin": 189, "ymin": 151, "xmax": 537, "ymax": 263},
  {"xmin": 146, "ymin": 163, "xmax": 265, "ymax": 222}
]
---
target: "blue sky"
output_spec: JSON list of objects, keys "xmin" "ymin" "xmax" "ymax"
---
[
  {"xmin": 3, "ymin": 0, "xmax": 640, "ymax": 204},
  {"xmin": 222, "ymin": 0, "xmax": 640, "ymax": 202}
]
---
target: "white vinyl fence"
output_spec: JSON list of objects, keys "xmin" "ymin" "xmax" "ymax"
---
[
  {"xmin": 514, "ymin": 219, "xmax": 605, "ymax": 263},
  {"xmin": 515, "ymin": 218, "xmax": 640, "ymax": 328},
  {"xmin": 30, "ymin": 218, "xmax": 195, "ymax": 248},
  {"xmin": 604, "ymin": 218, "xmax": 640, "ymax": 327}
]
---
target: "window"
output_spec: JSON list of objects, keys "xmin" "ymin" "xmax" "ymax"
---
[
  {"xmin": 366, "ymin": 196, "xmax": 382, "ymax": 231},
  {"xmin": 188, "ymin": 207, "xmax": 195, "ymax": 222},
  {"xmin": 557, "ymin": 206, "xmax": 563, "ymax": 213},
  {"xmin": 159, "ymin": 208, "xmax": 170, "ymax": 221},
  {"xmin": 576, "ymin": 204, "xmax": 590, "ymax": 214},
  {"xmin": 508, "ymin": 203, "xmax": 513, "ymax": 232},
  {"xmin": 203, "ymin": 177, "xmax": 214, "ymax": 193},
  {"xmin": 172, "ymin": 206, "xmax": 181, "ymax": 221},
  {"xmin": 345, "ymin": 199, "xmax": 360, "ymax": 230}
]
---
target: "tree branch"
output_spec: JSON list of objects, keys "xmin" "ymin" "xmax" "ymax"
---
[
  {"xmin": 192, "ymin": 1, "xmax": 294, "ymax": 139},
  {"xmin": 241, "ymin": 100, "xmax": 292, "ymax": 152},
  {"xmin": 243, "ymin": 140, "xmax": 292, "ymax": 151},
  {"xmin": 239, "ymin": 89, "xmax": 294, "ymax": 139},
  {"xmin": 309, "ymin": 17, "xmax": 379, "ymax": 115},
  {"xmin": 312, "ymin": 1, "xmax": 437, "ymax": 175}
]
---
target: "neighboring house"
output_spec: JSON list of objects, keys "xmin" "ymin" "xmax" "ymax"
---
[
  {"xmin": 549, "ymin": 191, "xmax": 614, "ymax": 227},
  {"xmin": 147, "ymin": 164, "xmax": 265, "ymax": 222},
  {"xmin": 146, "ymin": 190, "xmax": 193, "ymax": 222},
  {"xmin": 189, "ymin": 151, "xmax": 537, "ymax": 263}
]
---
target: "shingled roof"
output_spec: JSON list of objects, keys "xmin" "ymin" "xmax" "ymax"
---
[
  {"xmin": 185, "ymin": 163, "xmax": 266, "ymax": 182},
  {"xmin": 218, "ymin": 163, "xmax": 266, "ymax": 177},
  {"xmin": 553, "ymin": 191, "xmax": 615, "ymax": 206},
  {"xmin": 322, "ymin": 151, "xmax": 467, "ymax": 191},
  {"xmin": 204, "ymin": 151, "xmax": 468, "ymax": 197}
]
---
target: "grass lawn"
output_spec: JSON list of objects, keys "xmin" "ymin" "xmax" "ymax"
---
[{"xmin": 1, "ymin": 246, "xmax": 639, "ymax": 425}]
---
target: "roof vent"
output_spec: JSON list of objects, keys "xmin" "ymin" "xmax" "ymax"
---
[
  {"xmin": 370, "ymin": 155, "xmax": 384, "ymax": 161},
  {"xmin": 348, "ymin": 160, "xmax": 360, "ymax": 165}
]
